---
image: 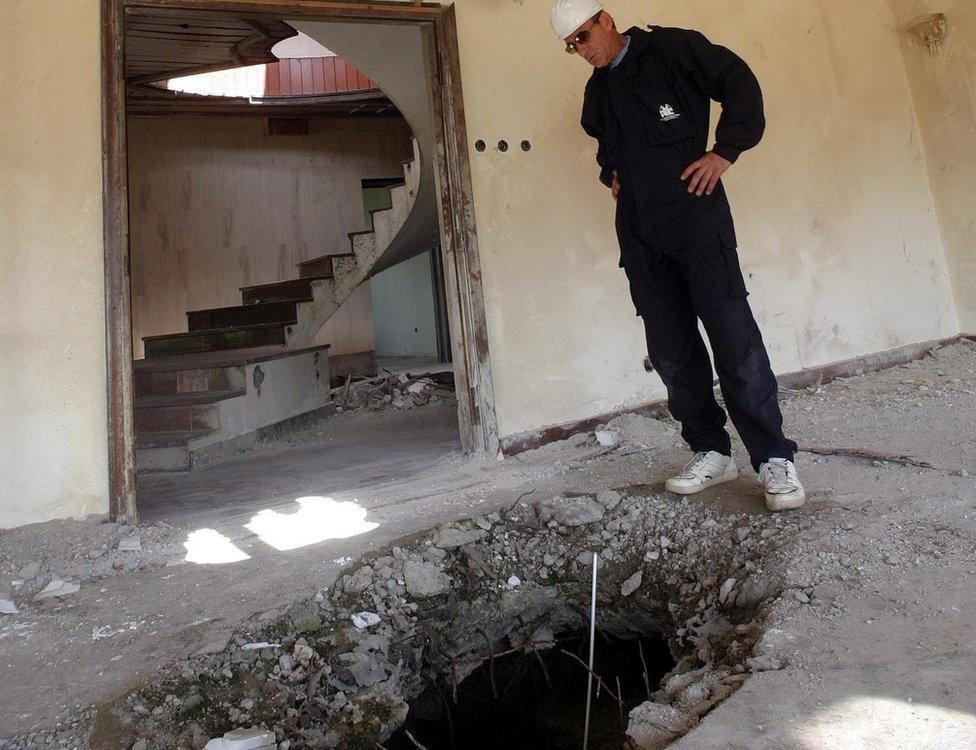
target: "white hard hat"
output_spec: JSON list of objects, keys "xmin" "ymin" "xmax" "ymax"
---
[{"xmin": 550, "ymin": 0, "xmax": 605, "ymax": 41}]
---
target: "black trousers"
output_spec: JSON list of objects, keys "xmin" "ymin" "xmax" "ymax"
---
[{"xmin": 616, "ymin": 200, "xmax": 797, "ymax": 472}]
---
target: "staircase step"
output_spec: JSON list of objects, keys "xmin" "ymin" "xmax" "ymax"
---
[
  {"xmin": 135, "ymin": 389, "xmax": 245, "ymax": 408},
  {"xmin": 135, "ymin": 402, "xmax": 221, "ymax": 433},
  {"xmin": 143, "ymin": 323, "xmax": 287, "ymax": 358},
  {"xmin": 296, "ymin": 253, "xmax": 353, "ymax": 279},
  {"xmin": 136, "ymin": 429, "xmax": 214, "ymax": 449},
  {"xmin": 187, "ymin": 300, "xmax": 306, "ymax": 331},
  {"xmin": 240, "ymin": 276, "xmax": 328, "ymax": 305},
  {"xmin": 135, "ymin": 366, "xmax": 239, "ymax": 397},
  {"xmin": 133, "ymin": 344, "xmax": 331, "ymax": 373}
]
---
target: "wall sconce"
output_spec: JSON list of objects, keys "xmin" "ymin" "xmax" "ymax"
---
[{"xmin": 907, "ymin": 13, "xmax": 948, "ymax": 53}]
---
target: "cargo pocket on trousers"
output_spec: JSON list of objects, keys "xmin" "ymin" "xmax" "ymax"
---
[{"xmin": 717, "ymin": 223, "xmax": 749, "ymax": 298}]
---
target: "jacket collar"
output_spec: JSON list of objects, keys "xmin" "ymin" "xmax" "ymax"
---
[{"xmin": 591, "ymin": 26, "xmax": 651, "ymax": 80}]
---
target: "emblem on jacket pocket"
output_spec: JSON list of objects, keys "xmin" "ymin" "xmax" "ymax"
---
[{"xmin": 659, "ymin": 103, "xmax": 680, "ymax": 122}]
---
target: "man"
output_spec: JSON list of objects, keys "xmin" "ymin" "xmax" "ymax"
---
[{"xmin": 551, "ymin": 0, "xmax": 806, "ymax": 511}]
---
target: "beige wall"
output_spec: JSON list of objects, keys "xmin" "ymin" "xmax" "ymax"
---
[
  {"xmin": 128, "ymin": 115, "xmax": 414, "ymax": 358},
  {"xmin": 885, "ymin": 0, "xmax": 976, "ymax": 332},
  {"xmin": 451, "ymin": 0, "xmax": 959, "ymax": 438},
  {"xmin": 0, "ymin": 1, "xmax": 108, "ymax": 528}
]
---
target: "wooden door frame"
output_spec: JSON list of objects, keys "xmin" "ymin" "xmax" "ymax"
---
[{"xmin": 102, "ymin": 0, "xmax": 498, "ymax": 521}]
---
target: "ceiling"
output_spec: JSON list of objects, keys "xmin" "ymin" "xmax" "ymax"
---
[{"xmin": 124, "ymin": 9, "xmax": 396, "ymax": 118}]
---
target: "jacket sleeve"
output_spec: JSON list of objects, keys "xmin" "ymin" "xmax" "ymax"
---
[
  {"xmin": 581, "ymin": 79, "xmax": 615, "ymax": 188},
  {"xmin": 657, "ymin": 28, "xmax": 765, "ymax": 164}
]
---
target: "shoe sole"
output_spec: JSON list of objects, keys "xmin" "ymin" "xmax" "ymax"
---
[
  {"xmin": 765, "ymin": 489, "xmax": 807, "ymax": 512},
  {"xmin": 666, "ymin": 467, "xmax": 739, "ymax": 495}
]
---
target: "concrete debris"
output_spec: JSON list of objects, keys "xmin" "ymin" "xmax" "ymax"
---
[
  {"xmin": 535, "ymin": 495, "xmax": 606, "ymax": 527},
  {"xmin": 333, "ymin": 372, "xmax": 453, "ymax": 413},
  {"xmin": 203, "ymin": 727, "xmax": 276, "ymax": 749},
  {"xmin": 241, "ymin": 642, "xmax": 279, "ymax": 651},
  {"xmin": 626, "ymin": 701, "xmax": 698, "ymax": 749},
  {"xmin": 432, "ymin": 526, "xmax": 487, "ymax": 549},
  {"xmin": 17, "ymin": 561, "xmax": 41, "ymax": 580},
  {"xmin": 403, "ymin": 560, "xmax": 451, "ymax": 598},
  {"xmin": 718, "ymin": 578, "xmax": 736, "ymax": 604},
  {"xmin": 0, "ymin": 598, "xmax": 20, "ymax": 615},
  {"xmin": 118, "ymin": 534, "xmax": 142, "ymax": 552},
  {"xmin": 595, "ymin": 429, "xmax": 620, "ymax": 448},
  {"xmin": 34, "ymin": 579, "xmax": 80, "ymax": 601},
  {"xmin": 351, "ymin": 611, "xmax": 381, "ymax": 630},
  {"xmin": 620, "ymin": 570, "xmax": 643, "ymax": 597}
]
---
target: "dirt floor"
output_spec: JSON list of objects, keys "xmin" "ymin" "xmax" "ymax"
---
[{"xmin": 1, "ymin": 339, "xmax": 974, "ymax": 748}]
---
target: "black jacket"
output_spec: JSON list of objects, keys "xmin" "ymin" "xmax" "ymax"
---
[{"xmin": 581, "ymin": 26, "xmax": 764, "ymax": 252}]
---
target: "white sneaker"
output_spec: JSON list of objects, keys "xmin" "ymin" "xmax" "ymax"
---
[
  {"xmin": 665, "ymin": 451, "xmax": 738, "ymax": 495},
  {"xmin": 758, "ymin": 458, "xmax": 806, "ymax": 512}
]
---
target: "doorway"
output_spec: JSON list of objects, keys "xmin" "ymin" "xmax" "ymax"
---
[{"xmin": 102, "ymin": 0, "xmax": 496, "ymax": 521}]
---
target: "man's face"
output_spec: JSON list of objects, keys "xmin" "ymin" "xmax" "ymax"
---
[{"xmin": 564, "ymin": 11, "xmax": 618, "ymax": 68}]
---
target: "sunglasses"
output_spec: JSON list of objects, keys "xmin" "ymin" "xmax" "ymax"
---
[{"xmin": 565, "ymin": 13, "xmax": 602, "ymax": 54}]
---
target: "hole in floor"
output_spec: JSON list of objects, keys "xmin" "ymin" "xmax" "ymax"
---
[{"xmin": 387, "ymin": 630, "xmax": 675, "ymax": 750}]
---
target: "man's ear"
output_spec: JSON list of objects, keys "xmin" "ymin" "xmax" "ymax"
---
[{"xmin": 600, "ymin": 11, "xmax": 616, "ymax": 31}]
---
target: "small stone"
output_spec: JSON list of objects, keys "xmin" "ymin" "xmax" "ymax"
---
[
  {"xmin": 659, "ymin": 536, "xmax": 672, "ymax": 549},
  {"xmin": 595, "ymin": 430, "xmax": 620, "ymax": 448},
  {"xmin": 596, "ymin": 490, "xmax": 623, "ymax": 510},
  {"xmin": 204, "ymin": 727, "xmax": 277, "ymax": 750},
  {"xmin": 343, "ymin": 566, "xmax": 374, "ymax": 594},
  {"xmin": 746, "ymin": 654, "xmax": 785, "ymax": 672},
  {"xmin": 351, "ymin": 612, "xmax": 381, "ymax": 630},
  {"xmin": 620, "ymin": 571, "xmax": 643, "ymax": 597},
  {"xmin": 645, "ymin": 549, "xmax": 661, "ymax": 562},
  {"xmin": 0, "ymin": 598, "xmax": 19, "ymax": 615},
  {"xmin": 118, "ymin": 533, "xmax": 142, "ymax": 552},
  {"xmin": 132, "ymin": 741, "xmax": 148, "ymax": 750},
  {"xmin": 507, "ymin": 575, "xmax": 521, "ymax": 588},
  {"xmin": 17, "ymin": 562, "xmax": 41, "ymax": 580},
  {"xmin": 718, "ymin": 578, "xmax": 736, "ymax": 604}
]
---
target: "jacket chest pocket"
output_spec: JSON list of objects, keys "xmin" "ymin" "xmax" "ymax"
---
[{"xmin": 632, "ymin": 83, "xmax": 695, "ymax": 145}]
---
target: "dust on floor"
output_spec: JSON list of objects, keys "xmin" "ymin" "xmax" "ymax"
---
[{"xmin": 1, "ymin": 340, "xmax": 974, "ymax": 748}]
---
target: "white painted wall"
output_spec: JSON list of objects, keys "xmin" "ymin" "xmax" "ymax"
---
[{"xmin": 370, "ymin": 251, "xmax": 439, "ymax": 358}]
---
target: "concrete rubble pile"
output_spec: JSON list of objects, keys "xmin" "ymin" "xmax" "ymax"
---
[
  {"xmin": 65, "ymin": 486, "xmax": 837, "ymax": 750},
  {"xmin": 331, "ymin": 372, "xmax": 453, "ymax": 413}
]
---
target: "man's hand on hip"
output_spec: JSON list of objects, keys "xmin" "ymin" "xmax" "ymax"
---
[
  {"xmin": 611, "ymin": 170, "xmax": 621, "ymax": 200},
  {"xmin": 681, "ymin": 152, "xmax": 731, "ymax": 197}
]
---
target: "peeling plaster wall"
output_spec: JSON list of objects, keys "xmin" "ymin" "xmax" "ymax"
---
[
  {"xmin": 885, "ymin": 0, "xmax": 976, "ymax": 332},
  {"xmin": 0, "ymin": 1, "xmax": 109, "ymax": 528},
  {"xmin": 449, "ymin": 0, "xmax": 958, "ymax": 438}
]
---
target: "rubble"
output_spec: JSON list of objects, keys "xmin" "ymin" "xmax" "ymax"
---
[
  {"xmin": 626, "ymin": 701, "xmax": 698, "ymax": 749},
  {"xmin": 332, "ymin": 371, "xmax": 454, "ymax": 413}
]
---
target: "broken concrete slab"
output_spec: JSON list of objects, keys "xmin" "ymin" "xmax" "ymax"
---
[
  {"xmin": 535, "ymin": 495, "xmax": 606, "ymax": 527},
  {"xmin": 33, "ymin": 579, "xmax": 80, "ymax": 601},
  {"xmin": 0, "ymin": 598, "xmax": 20, "ymax": 615},
  {"xmin": 432, "ymin": 526, "xmax": 487, "ymax": 549},
  {"xmin": 403, "ymin": 560, "xmax": 450, "ymax": 598}
]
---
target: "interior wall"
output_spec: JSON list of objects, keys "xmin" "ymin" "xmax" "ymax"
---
[
  {"xmin": 449, "ymin": 0, "xmax": 959, "ymax": 439},
  {"xmin": 0, "ymin": 0, "xmax": 108, "ymax": 528},
  {"xmin": 885, "ymin": 0, "xmax": 976, "ymax": 332},
  {"xmin": 127, "ymin": 115, "xmax": 414, "ymax": 358},
  {"xmin": 370, "ymin": 251, "xmax": 439, "ymax": 358}
]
